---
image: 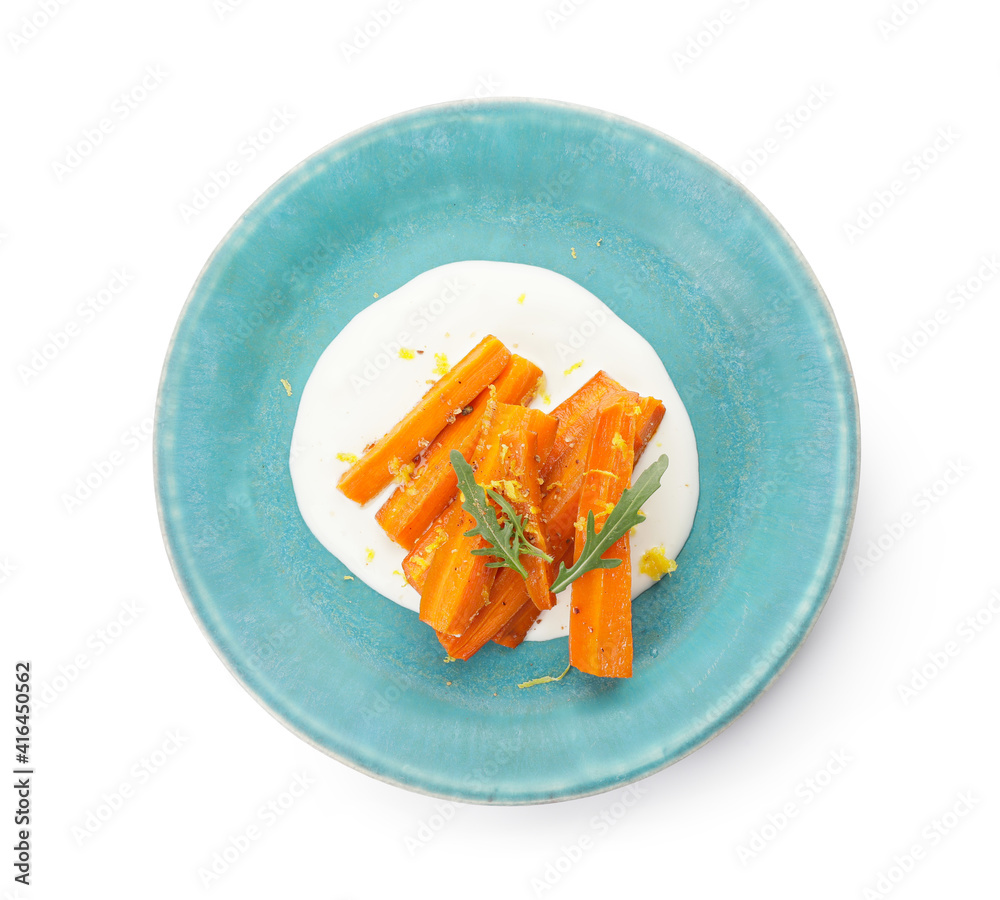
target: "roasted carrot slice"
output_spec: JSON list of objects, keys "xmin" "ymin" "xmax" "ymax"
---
[
  {"xmin": 402, "ymin": 406, "xmax": 556, "ymax": 595},
  {"xmin": 437, "ymin": 564, "xmax": 534, "ymax": 660},
  {"xmin": 635, "ymin": 395, "xmax": 665, "ymax": 452},
  {"xmin": 421, "ymin": 377, "xmax": 662, "ymax": 658},
  {"xmin": 437, "ymin": 388, "xmax": 664, "ymax": 660},
  {"xmin": 492, "ymin": 601, "xmax": 542, "ymax": 648},
  {"xmin": 540, "ymin": 390, "xmax": 639, "ymax": 580},
  {"xmin": 540, "ymin": 371, "xmax": 626, "ymax": 479},
  {"xmin": 338, "ymin": 335, "xmax": 511, "ymax": 504},
  {"xmin": 407, "ymin": 374, "xmax": 625, "ymax": 593},
  {"xmin": 487, "ymin": 407, "xmax": 557, "ymax": 610},
  {"xmin": 438, "ymin": 538, "xmax": 566, "ymax": 659},
  {"xmin": 402, "ymin": 501, "xmax": 458, "ymax": 592},
  {"xmin": 490, "ymin": 394, "xmax": 664, "ymax": 649},
  {"xmin": 419, "ymin": 403, "xmax": 533, "ymax": 636},
  {"xmin": 569, "ymin": 398, "xmax": 637, "ymax": 678},
  {"xmin": 376, "ymin": 354, "xmax": 542, "ymax": 549}
]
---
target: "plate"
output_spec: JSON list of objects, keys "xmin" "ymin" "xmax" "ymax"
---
[{"xmin": 155, "ymin": 98, "xmax": 859, "ymax": 804}]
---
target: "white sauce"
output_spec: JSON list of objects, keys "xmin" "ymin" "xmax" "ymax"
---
[{"xmin": 289, "ymin": 261, "xmax": 698, "ymax": 641}]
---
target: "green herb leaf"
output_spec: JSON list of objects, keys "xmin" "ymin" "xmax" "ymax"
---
[
  {"xmin": 450, "ymin": 450, "xmax": 553, "ymax": 579},
  {"xmin": 517, "ymin": 662, "xmax": 572, "ymax": 689},
  {"xmin": 549, "ymin": 453, "xmax": 669, "ymax": 594}
]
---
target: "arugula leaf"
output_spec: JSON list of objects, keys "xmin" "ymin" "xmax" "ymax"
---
[
  {"xmin": 549, "ymin": 453, "xmax": 669, "ymax": 594},
  {"xmin": 450, "ymin": 450, "xmax": 553, "ymax": 579}
]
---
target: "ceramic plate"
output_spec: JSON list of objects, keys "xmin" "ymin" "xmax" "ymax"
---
[{"xmin": 155, "ymin": 99, "xmax": 859, "ymax": 804}]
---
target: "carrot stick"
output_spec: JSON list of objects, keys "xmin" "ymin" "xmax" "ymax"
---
[
  {"xmin": 634, "ymin": 395, "xmax": 665, "ymax": 452},
  {"xmin": 437, "ymin": 564, "xmax": 534, "ymax": 660},
  {"xmin": 491, "ymin": 408, "xmax": 557, "ymax": 610},
  {"xmin": 423, "ymin": 379, "xmax": 663, "ymax": 658},
  {"xmin": 338, "ymin": 335, "xmax": 511, "ymax": 504},
  {"xmin": 402, "ymin": 501, "xmax": 458, "ymax": 592},
  {"xmin": 569, "ymin": 398, "xmax": 637, "ymax": 678},
  {"xmin": 406, "ymin": 374, "xmax": 625, "ymax": 589},
  {"xmin": 488, "ymin": 393, "xmax": 664, "ymax": 649},
  {"xmin": 539, "ymin": 390, "xmax": 640, "ymax": 584},
  {"xmin": 402, "ymin": 406, "xmax": 556, "ymax": 594},
  {"xmin": 419, "ymin": 403, "xmax": 533, "ymax": 636},
  {"xmin": 376, "ymin": 355, "xmax": 542, "ymax": 549},
  {"xmin": 492, "ymin": 601, "xmax": 542, "ymax": 648},
  {"xmin": 541, "ymin": 371, "xmax": 626, "ymax": 479}
]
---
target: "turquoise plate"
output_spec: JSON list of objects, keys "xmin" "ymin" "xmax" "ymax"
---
[{"xmin": 155, "ymin": 99, "xmax": 859, "ymax": 804}]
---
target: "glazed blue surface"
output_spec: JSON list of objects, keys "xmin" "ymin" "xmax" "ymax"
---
[{"xmin": 155, "ymin": 99, "xmax": 859, "ymax": 804}]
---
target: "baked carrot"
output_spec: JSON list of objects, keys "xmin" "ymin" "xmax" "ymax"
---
[
  {"xmin": 376, "ymin": 354, "xmax": 542, "ymax": 549},
  {"xmin": 634, "ymin": 395, "xmax": 665, "ymax": 453},
  {"xmin": 540, "ymin": 390, "xmax": 640, "ymax": 585},
  {"xmin": 526, "ymin": 406, "xmax": 558, "ymax": 463},
  {"xmin": 569, "ymin": 397, "xmax": 637, "ymax": 678},
  {"xmin": 338, "ymin": 335, "xmax": 511, "ymax": 504},
  {"xmin": 432, "ymin": 410, "xmax": 556, "ymax": 658},
  {"xmin": 437, "ymin": 564, "xmax": 534, "ymax": 659},
  {"xmin": 492, "ymin": 601, "xmax": 542, "ymax": 648},
  {"xmin": 488, "ymin": 407, "xmax": 557, "ymax": 610},
  {"xmin": 439, "ymin": 389, "xmax": 664, "ymax": 660},
  {"xmin": 491, "ymin": 393, "xmax": 663, "ymax": 639},
  {"xmin": 402, "ymin": 406, "xmax": 556, "ymax": 595},
  {"xmin": 540, "ymin": 371, "xmax": 626, "ymax": 479},
  {"xmin": 419, "ymin": 504, "xmax": 492, "ymax": 637},
  {"xmin": 419, "ymin": 403, "xmax": 536, "ymax": 636},
  {"xmin": 405, "ymin": 374, "xmax": 627, "ymax": 594},
  {"xmin": 402, "ymin": 501, "xmax": 458, "ymax": 592}
]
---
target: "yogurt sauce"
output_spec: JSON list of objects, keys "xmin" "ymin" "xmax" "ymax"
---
[{"xmin": 289, "ymin": 260, "xmax": 699, "ymax": 641}]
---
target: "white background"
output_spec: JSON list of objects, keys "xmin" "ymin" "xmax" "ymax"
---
[{"xmin": 2, "ymin": 0, "xmax": 998, "ymax": 897}]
